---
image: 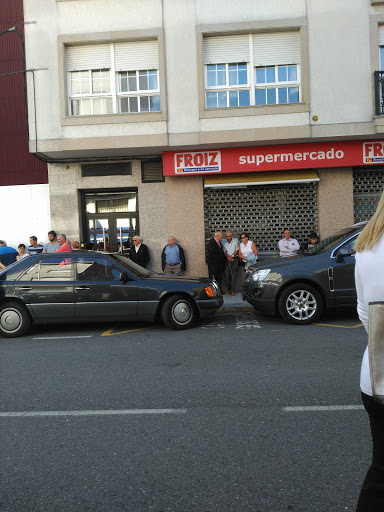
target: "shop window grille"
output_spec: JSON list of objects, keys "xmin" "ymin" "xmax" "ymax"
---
[
  {"xmin": 353, "ymin": 168, "xmax": 384, "ymax": 222},
  {"xmin": 204, "ymin": 182, "xmax": 318, "ymax": 252}
]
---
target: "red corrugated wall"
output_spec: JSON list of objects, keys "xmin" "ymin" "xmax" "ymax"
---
[{"xmin": 0, "ymin": 0, "xmax": 48, "ymax": 186}]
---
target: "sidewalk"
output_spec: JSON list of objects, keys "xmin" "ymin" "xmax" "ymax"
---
[{"xmin": 220, "ymin": 292, "xmax": 253, "ymax": 310}]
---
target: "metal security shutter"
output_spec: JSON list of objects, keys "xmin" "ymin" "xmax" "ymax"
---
[
  {"xmin": 353, "ymin": 168, "xmax": 384, "ymax": 222},
  {"xmin": 141, "ymin": 160, "xmax": 164, "ymax": 183},
  {"xmin": 379, "ymin": 26, "xmax": 384, "ymax": 45},
  {"xmin": 203, "ymin": 35, "xmax": 250, "ymax": 64},
  {"xmin": 114, "ymin": 40, "xmax": 159, "ymax": 71},
  {"xmin": 67, "ymin": 44, "xmax": 111, "ymax": 71},
  {"xmin": 204, "ymin": 182, "xmax": 317, "ymax": 252},
  {"xmin": 253, "ymin": 31, "xmax": 300, "ymax": 66}
]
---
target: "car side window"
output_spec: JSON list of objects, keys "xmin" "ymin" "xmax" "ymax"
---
[
  {"xmin": 18, "ymin": 258, "xmax": 73, "ymax": 281},
  {"xmin": 76, "ymin": 257, "xmax": 121, "ymax": 281},
  {"xmin": 18, "ymin": 262, "xmax": 40, "ymax": 281},
  {"xmin": 334, "ymin": 237, "xmax": 357, "ymax": 257}
]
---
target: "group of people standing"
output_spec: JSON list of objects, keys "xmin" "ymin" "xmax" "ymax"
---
[
  {"xmin": 206, "ymin": 228, "xmax": 317, "ymax": 294},
  {"xmin": 206, "ymin": 230, "xmax": 258, "ymax": 295},
  {"xmin": 0, "ymin": 231, "xmax": 79, "ymax": 270}
]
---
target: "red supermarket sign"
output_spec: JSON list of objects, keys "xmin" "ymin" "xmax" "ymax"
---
[{"xmin": 163, "ymin": 141, "xmax": 384, "ymax": 176}]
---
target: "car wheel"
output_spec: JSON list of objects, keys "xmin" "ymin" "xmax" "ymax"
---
[
  {"xmin": 161, "ymin": 294, "xmax": 197, "ymax": 330},
  {"xmin": 278, "ymin": 284, "xmax": 323, "ymax": 325},
  {"xmin": 0, "ymin": 302, "xmax": 31, "ymax": 338}
]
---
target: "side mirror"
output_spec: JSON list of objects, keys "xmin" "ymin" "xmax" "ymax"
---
[
  {"xmin": 335, "ymin": 252, "xmax": 355, "ymax": 263},
  {"xmin": 119, "ymin": 272, "xmax": 129, "ymax": 283}
]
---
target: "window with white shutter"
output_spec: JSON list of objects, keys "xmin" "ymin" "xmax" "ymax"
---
[
  {"xmin": 203, "ymin": 31, "xmax": 301, "ymax": 109},
  {"xmin": 66, "ymin": 40, "xmax": 160, "ymax": 116}
]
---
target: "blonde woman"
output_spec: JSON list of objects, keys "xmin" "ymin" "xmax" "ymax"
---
[{"xmin": 355, "ymin": 189, "xmax": 384, "ymax": 511}]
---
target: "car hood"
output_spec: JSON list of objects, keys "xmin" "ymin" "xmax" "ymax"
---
[{"xmin": 248, "ymin": 254, "xmax": 310, "ymax": 271}]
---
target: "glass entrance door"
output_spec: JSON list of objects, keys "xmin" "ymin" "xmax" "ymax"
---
[{"xmin": 83, "ymin": 191, "xmax": 139, "ymax": 252}]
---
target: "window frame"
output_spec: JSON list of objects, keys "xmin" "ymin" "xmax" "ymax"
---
[
  {"xmin": 197, "ymin": 23, "xmax": 309, "ymax": 119},
  {"xmin": 59, "ymin": 30, "xmax": 167, "ymax": 125}
]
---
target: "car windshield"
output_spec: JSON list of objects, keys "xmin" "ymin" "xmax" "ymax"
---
[
  {"xmin": 306, "ymin": 228, "xmax": 359, "ymax": 255},
  {"xmin": 110, "ymin": 254, "xmax": 150, "ymax": 277}
]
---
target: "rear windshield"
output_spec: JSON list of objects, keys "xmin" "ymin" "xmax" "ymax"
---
[
  {"xmin": 110, "ymin": 254, "xmax": 150, "ymax": 277},
  {"xmin": 306, "ymin": 229, "xmax": 358, "ymax": 255}
]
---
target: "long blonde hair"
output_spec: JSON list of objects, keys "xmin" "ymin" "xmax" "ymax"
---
[{"xmin": 355, "ymin": 188, "xmax": 384, "ymax": 252}]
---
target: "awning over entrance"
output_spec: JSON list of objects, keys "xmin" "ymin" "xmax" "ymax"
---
[{"xmin": 204, "ymin": 170, "xmax": 319, "ymax": 188}]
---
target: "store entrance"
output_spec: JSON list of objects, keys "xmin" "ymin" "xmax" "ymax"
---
[{"xmin": 82, "ymin": 190, "xmax": 139, "ymax": 252}]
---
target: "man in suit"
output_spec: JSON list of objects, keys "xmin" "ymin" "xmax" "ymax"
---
[
  {"xmin": 129, "ymin": 235, "xmax": 150, "ymax": 268},
  {"xmin": 206, "ymin": 231, "xmax": 226, "ymax": 293}
]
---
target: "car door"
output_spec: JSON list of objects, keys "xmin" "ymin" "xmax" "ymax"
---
[
  {"xmin": 331, "ymin": 235, "xmax": 358, "ymax": 305},
  {"xmin": 73, "ymin": 254, "xmax": 139, "ymax": 320},
  {"xmin": 14, "ymin": 255, "xmax": 75, "ymax": 319}
]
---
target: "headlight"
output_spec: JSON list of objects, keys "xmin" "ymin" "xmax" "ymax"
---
[{"xmin": 252, "ymin": 269, "xmax": 271, "ymax": 282}]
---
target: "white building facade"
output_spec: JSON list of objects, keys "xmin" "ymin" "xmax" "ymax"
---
[{"xmin": 23, "ymin": 0, "xmax": 384, "ymax": 274}]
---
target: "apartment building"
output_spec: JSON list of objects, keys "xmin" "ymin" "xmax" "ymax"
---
[
  {"xmin": 23, "ymin": 0, "xmax": 384, "ymax": 274},
  {"xmin": 0, "ymin": 0, "xmax": 48, "ymax": 249}
]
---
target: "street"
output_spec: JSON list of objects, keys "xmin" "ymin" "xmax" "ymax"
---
[{"xmin": 1, "ymin": 305, "xmax": 370, "ymax": 512}]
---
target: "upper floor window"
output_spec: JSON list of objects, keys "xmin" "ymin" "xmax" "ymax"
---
[
  {"xmin": 204, "ymin": 31, "xmax": 301, "ymax": 109},
  {"xmin": 66, "ymin": 40, "xmax": 160, "ymax": 116}
]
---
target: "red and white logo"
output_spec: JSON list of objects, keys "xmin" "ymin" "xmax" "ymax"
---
[
  {"xmin": 363, "ymin": 142, "xmax": 384, "ymax": 164},
  {"xmin": 174, "ymin": 151, "xmax": 221, "ymax": 174}
]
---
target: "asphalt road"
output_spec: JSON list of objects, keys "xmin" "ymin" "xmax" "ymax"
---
[{"xmin": 1, "ymin": 307, "xmax": 370, "ymax": 512}]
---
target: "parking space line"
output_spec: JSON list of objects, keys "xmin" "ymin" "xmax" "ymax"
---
[
  {"xmin": 0, "ymin": 408, "xmax": 187, "ymax": 418},
  {"xmin": 101, "ymin": 326, "xmax": 151, "ymax": 336},
  {"xmin": 313, "ymin": 323, "xmax": 363, "ymax": 329},
  {"xmin": 33, "ymin": 336, "xmax": 92, "ymax": 340},
  {"xmin": 283, "ymin": 405, "xmax": 364, "ymax": 412}
]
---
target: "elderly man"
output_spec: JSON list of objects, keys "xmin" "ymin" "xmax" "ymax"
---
[
  {"xmin": 161, "ymin": 236, "xmax": 186, "ymax": 275},
  {"xmin": 0, "ymin": 240, "xmax": 18, "ymax": 267},
  {"xmin": 278, "ymin": 228, "xmax": 300, "ymax": 257},
  {"xmin": 128, "ymin": 235, "xmax": 150, "ymax": 268},
  {"xmin": 221, "ymin": 230, "xmax": 239, "ymax": 295},
  {"xmin": 55, "ymin": 234, "xmax": 71, "ymax": 252},
  {"xmin": 206, "ymin": 231, "xmax": 226, "ymax": 292}
]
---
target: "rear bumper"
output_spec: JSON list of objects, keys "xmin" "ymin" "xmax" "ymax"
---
[{"xmin": 195, "ymin": 296, "xmax": 223, "ymax": 317}]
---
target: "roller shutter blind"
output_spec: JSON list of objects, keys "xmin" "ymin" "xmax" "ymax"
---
[
  {"xmin": 67, "ymin": 44, "xmax": 111, "ymax": 71},
  {"xmin": 379, "ymin": 26, "xmax": 384, "ymax": 45},
  {"xmin": 253, "ymin": 31, "xmax": 300, "ymax": 66},
  {"xmin": 114, "ymin": 40, "xmax": 159, "ymax": 71},
  {"xmin": 203, "ymin": 34, "xmax": 250, "ymax": 64}
]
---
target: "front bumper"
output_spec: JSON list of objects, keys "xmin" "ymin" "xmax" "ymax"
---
[
  {"xmin": 195, "ymin": 296, "xmax": 224, "ymax": 317},
  {"xmin": 242, "ymin": 281, "xmax": 276, "ymax": 314}
]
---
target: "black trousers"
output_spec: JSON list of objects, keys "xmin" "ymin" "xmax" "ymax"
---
[
  {"xmin": 223, "ymin": 257, "xmax": 239, "ymax": 292},
  {"xmin": 356, "ymin": 392, "xmax": 384, "ymax": 511},
  {"xmin": 208, "ymin": 263, "xmax": 225, "ymax": 292}
]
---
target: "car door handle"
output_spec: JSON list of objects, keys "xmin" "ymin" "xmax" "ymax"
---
[
  {"xmin": 19, "ymin": 286, "xmax": 32, "ymax": 291},
  {"xmin": 75, "ymin": 286, "xmax": 90, "ymax": 291}
]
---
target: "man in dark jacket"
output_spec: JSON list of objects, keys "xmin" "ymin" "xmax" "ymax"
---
[
  {"xmin": 161, "ymin": 236, "xmax": 186, "ymax": 275},
  {"xmin": 206, "ymin": 231, "xmax": 226, "ymax": 292},
  {"xmin": 129, "ymin": 235, "xmax": 150, "ymax": 268}
]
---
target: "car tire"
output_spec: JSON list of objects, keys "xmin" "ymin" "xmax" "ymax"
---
[
  {"xmin": 0, "ymin": 302, "xmax": 31, "ymax": 338},
  {"xmin": 161, "ymin": 294, "xmax": 197, "ymax": 330},
  {"xmin": 278, "ymin": 284, "xmax": 323, "ymax": 325}
]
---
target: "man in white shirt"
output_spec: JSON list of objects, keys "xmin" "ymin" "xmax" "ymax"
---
[
  {"xmin": 221, "ymin": 231, "xmax": 239, "ymax": 295},
  {"xmin": 278, "ymin": 228, "xmax": 300, "ymax": 257}
]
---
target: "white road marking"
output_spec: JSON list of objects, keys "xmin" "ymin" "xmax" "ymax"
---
[
  {"xmin": 200, "ymin": 322, "xmax": 225, "ymax": 329},
  {"xmin": 283, "ymin": 405, "xmax": 364, "ymax": 412},
  {"xmin": 235, "ymin": 319, "xmax": 261, "ymax": 329},
  {"xmin": 32, "ymin": 336, "xmax": 93, "ymax": 340},
  {"xmin": 0, "ymin": 408, "xmax": 187, "ymax": 418}
]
